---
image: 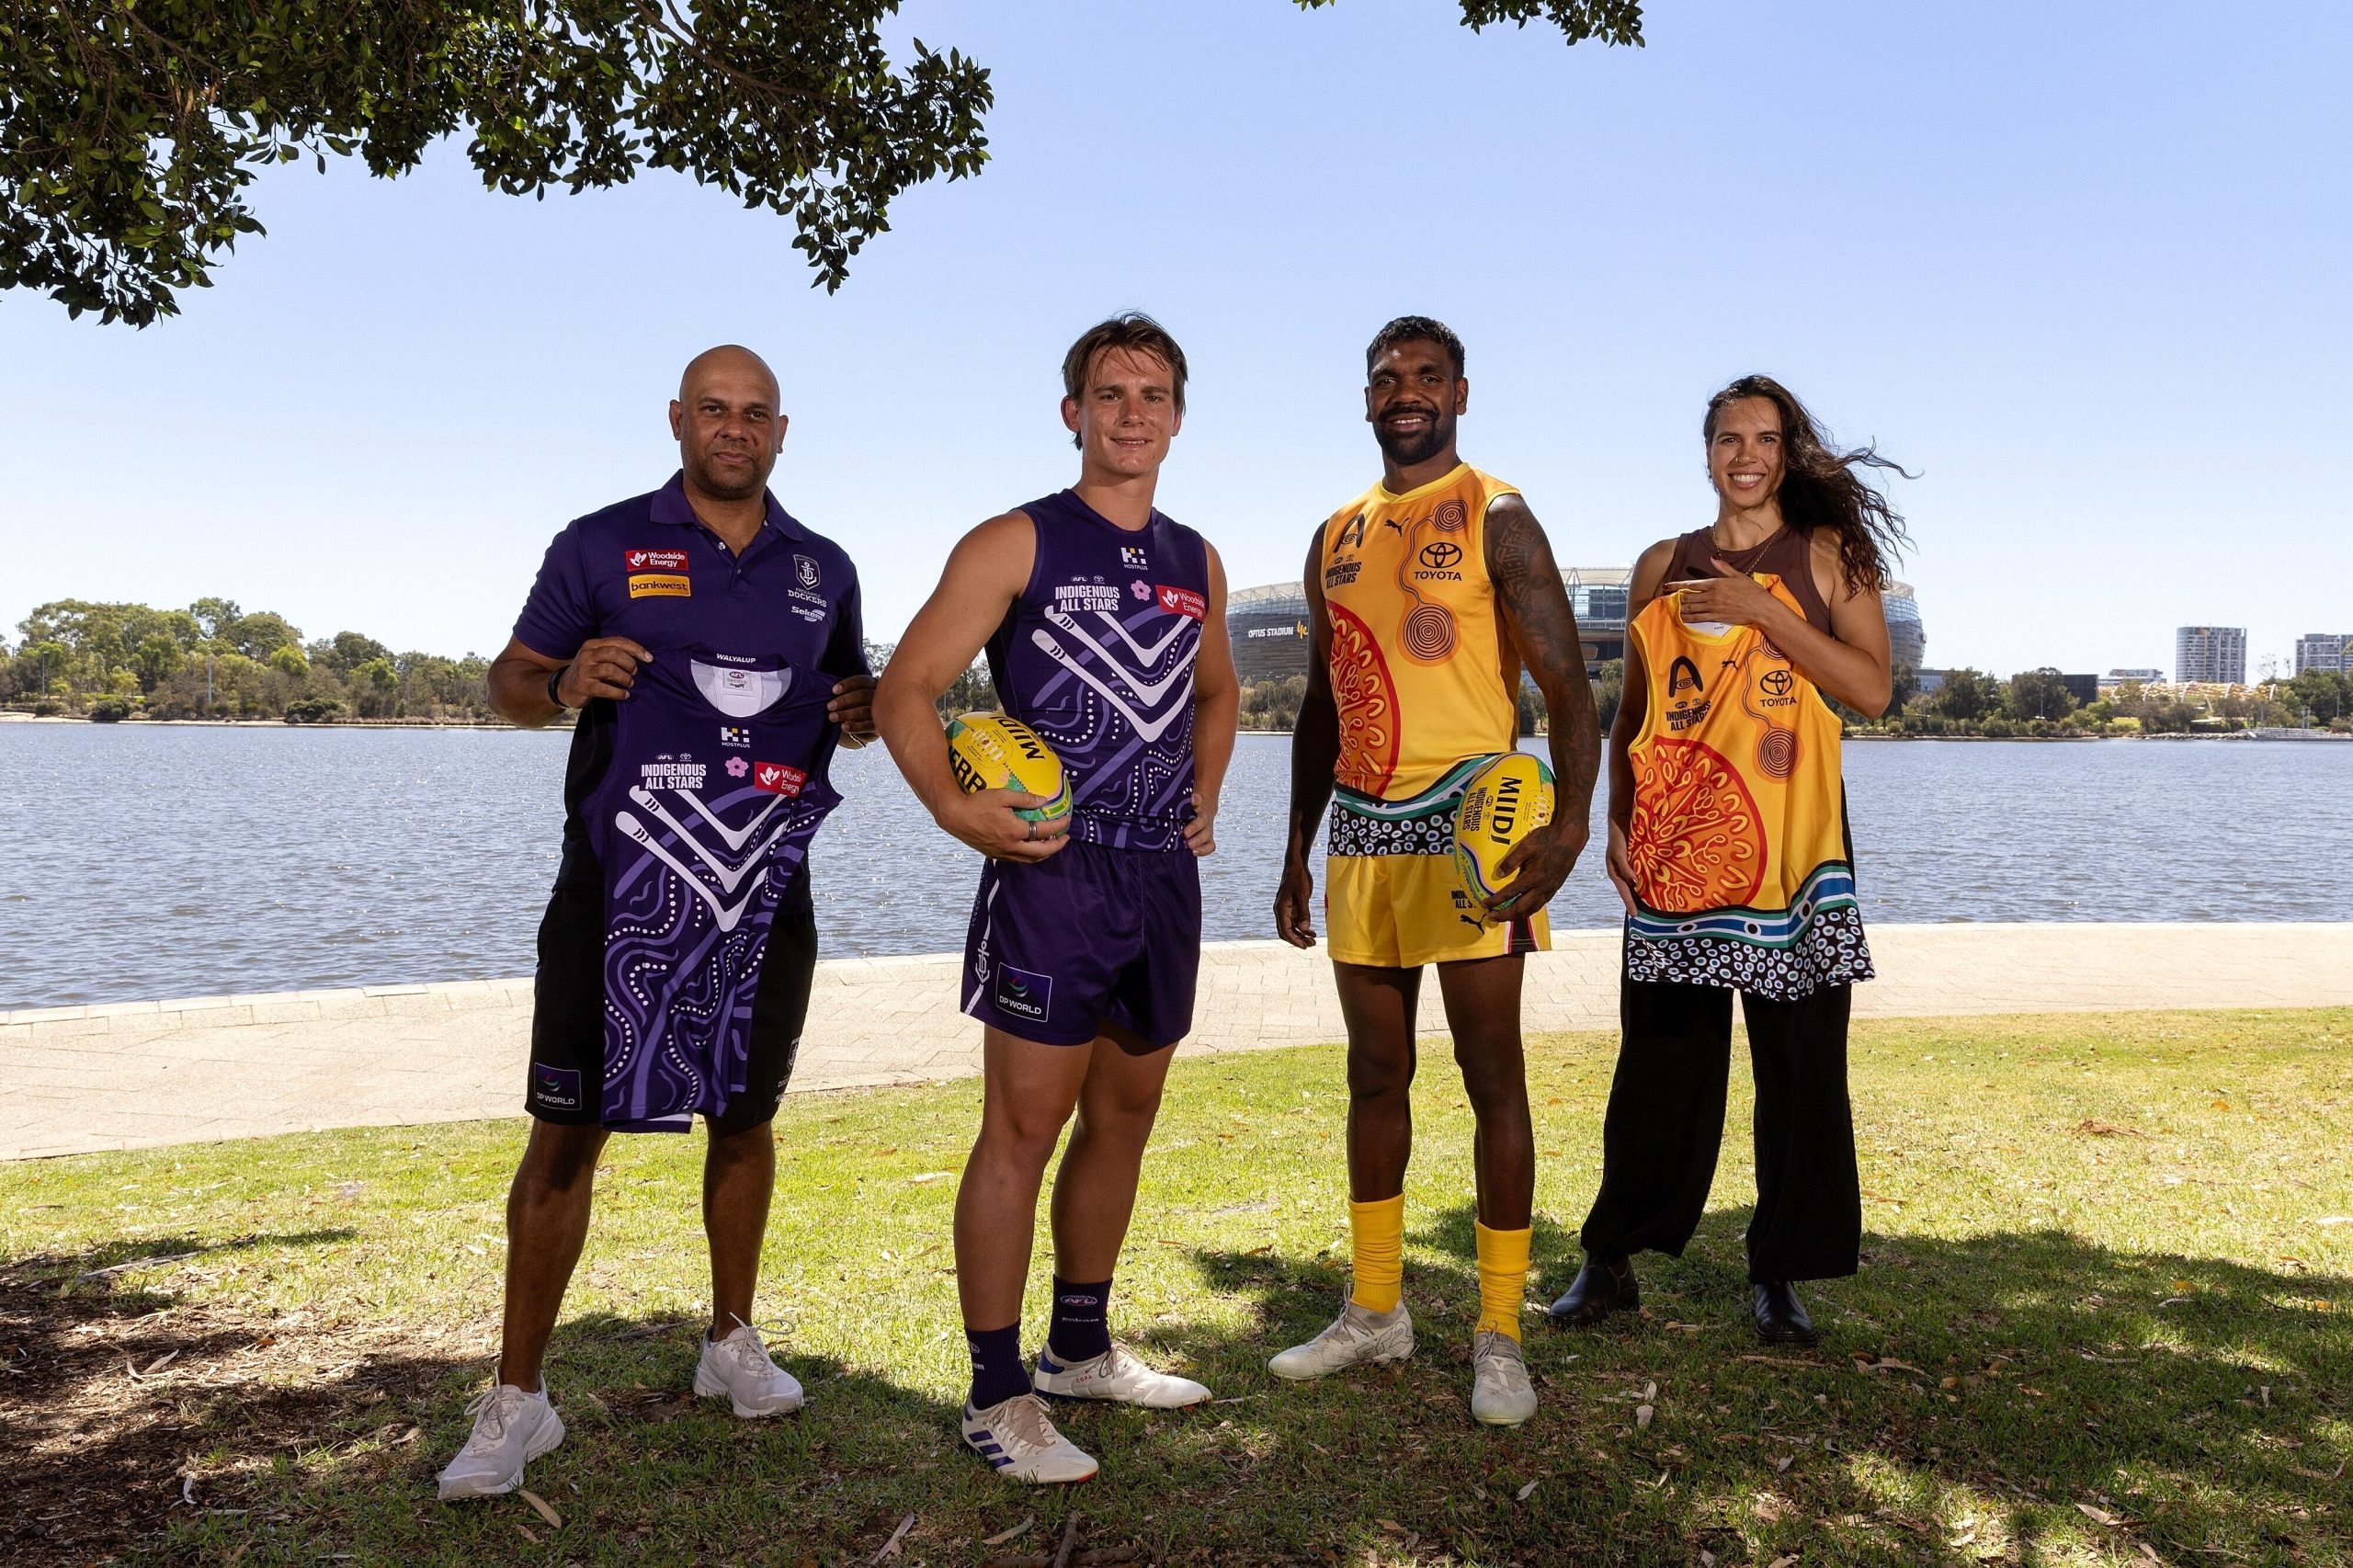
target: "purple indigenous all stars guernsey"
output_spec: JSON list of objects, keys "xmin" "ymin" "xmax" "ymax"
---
[
  {"xmin": 585, "ymin": 648, "xmax": 840, "ymax": 1130},
  {"xmin": 986, "ymin": 491, "xmax": 1211, "ymax": 852}
]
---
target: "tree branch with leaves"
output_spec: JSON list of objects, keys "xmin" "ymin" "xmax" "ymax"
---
[{"xmin": 2, "ymin": 1, "xmax": 1639, "ymax": 325}]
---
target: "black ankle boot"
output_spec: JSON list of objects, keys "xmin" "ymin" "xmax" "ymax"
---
[
  {"xmin": 1547, "ymin": 1256, "xmax": 1638, "ymax": 1327},
  {"xmin": 1751, "ymin": 1280, "xmax": 1819, "ymax": 1346}
]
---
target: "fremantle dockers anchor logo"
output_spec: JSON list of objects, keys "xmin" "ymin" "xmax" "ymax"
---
[{"xmin": 794, "ymin": 554, "xmax": 821, "ymax": 589}]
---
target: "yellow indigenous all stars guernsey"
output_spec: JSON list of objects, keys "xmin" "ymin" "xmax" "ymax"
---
[
  {"xmin": 1319, "ymin": 463, "xmax": 1548, "ymax": 968},
  {"xmin": 1622, "ymin": 575, "xmax": 1873, "ymax": 998}
]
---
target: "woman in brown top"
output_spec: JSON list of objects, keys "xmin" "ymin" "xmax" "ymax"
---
[{"xmin": 1551, "ymin": 374, "xmax": 1911, "ymax": 1346}]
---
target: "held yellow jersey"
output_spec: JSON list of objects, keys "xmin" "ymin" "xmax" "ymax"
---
[
  {"xmin": 1319, "ymin": 463, "xmax": 1523, "ymax": 802},
  {"xmin": 1622, "ymin": 574, "xmax": 1873, "ymax": 999}
]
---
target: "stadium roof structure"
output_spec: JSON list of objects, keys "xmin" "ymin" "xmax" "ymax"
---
[
  {"xmin": 1228, "ymin": 581, "xmax": 1309, "ymax": 614},
  {"xmin": 1228, "ymin": 570, "xmax": 1637, "ymax": 616}
]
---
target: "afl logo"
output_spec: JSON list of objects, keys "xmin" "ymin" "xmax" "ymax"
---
[
  {"xmin": 794, "ymin": 554, "xmax": 821, "ymax": 589},
  {"xmin": 1417, "ymin": 541, "xmax": 1463, "ymax": 571},
  {"xmin": 1760, "ymin": 669, "xmax": 1794, "ymax": 698}
]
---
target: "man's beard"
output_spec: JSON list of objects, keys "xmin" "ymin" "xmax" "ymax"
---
[
  {"xmin": 1375, "ymin": 414, "xmax": 1449, "ymax": 468},
  {"xmin": 692, "ymin": 455, "xmax": 767, "ymax": 501}
]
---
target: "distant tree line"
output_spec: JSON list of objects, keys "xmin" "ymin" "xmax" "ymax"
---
[
  {"xmin": 1231, "ymin": 659, "xmax": 2351, "ymax": 741},
  {"xmin": 3, "ymin": 598, "xmax": 494, "ymax": 722},
  {"xmin": 20, "ymin": 606, "xmax": 2344, "ymax": 739},
  {"xmin": 1875, "ymin": 666, "xmax": 2352, "ymax": 737}
]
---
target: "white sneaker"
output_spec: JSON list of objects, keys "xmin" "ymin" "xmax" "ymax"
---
[
  {"xmin": 1469, "ymin": 1331, "xmax": 1538, "ymax": 1426},
  {"xmin": 692, "ymin": 1323, "xmax": 804, "ymax": 1416},
  {"xmin": 961, "ymin": 1392, "xmax": 1100, "ymax": 1484},
  {"xmin": 1033, "ymin": 1343, "xmax": 1211, "ymax": 1408},
  {"xmin": 436, "ymin": 1383, "xmax": 563, "ymax": 1501},
  {"xmin": 1267, "ymin": 1300, "xmax": 1415, "ymax": 1381}
]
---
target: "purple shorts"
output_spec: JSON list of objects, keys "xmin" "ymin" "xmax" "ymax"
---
[{"xmin": 961, "ymin": 840, "xmax": 1200, "ymax": 1050}]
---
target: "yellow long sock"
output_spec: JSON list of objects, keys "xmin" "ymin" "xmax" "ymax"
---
[
  {"xmin": 1347, "ymin": 1194, "xmax": 1405, "ymax": 1314},
  {"xmin": 1474, "ymin": 1221, "xmax": 1532, "ymax": 1341}
]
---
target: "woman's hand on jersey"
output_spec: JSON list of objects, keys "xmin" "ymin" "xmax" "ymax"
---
[
  {"xmin": 1603, "ymin": 820, "xmax": 1638, "ymax": 916},
  {"xmin": 558, "ymin": 637, "xmax": 650, "ymax": 706},
  {"xmin": 1483, "ymin": 819, "xmax": 1591, "ymax": 922},
  {"xmin": 942, "ymin": 788, "xmax": 1071, "ymax": 863},
  {"xmin": 1665, "ymin": 557, "xmax": 1785, "ymax": 630},
  {"xmin": 1273, "ymin": 854, "xmax": 1318, "ymax": 949},
  {"xmin": 1184, "ymin": 791, "xmax": 1220, "ymax": 857},
  {"xmin": 828, "ymin": 675, "xmax": 879, "ymax": 746}
]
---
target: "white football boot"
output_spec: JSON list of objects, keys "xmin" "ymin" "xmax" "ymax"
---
[
  {"xmin": 1032, "ymin": 1343, "xmax": 1211, "ymax": 1408},
  {"xmin": 1267, "ymin": 1300, "xmax": 1415, "ymax": 1381},
  {"xmin": 961, "ymin": 1392, "xmax": 1100, "ymax": 1484},
  {"xmin": 436, "ymin": 1383, "xmax": 564, "ymax": 1501},
  {"xmin": 693, "ymin": 1323, "xmax": 805, "ymax": 1416},
  {"xmin": 1468, "ymin": 1330, "xmax": 1539, "ymax": 1426}
]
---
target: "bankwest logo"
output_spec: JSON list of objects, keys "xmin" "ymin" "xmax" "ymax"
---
[
  {"xmin": 624, "ymin": 549, "xmax": 689, "ymax": 573},
  {"xmin": 628, "ymin": 574, "xmax": 690, "ymax": 599},
  {"xmin": 1156, "ymin": 585, "xmax": 1206, "ymax": 620},
  {"xmin": 753, "ymin": 762, "xmax": 806, "ymax": 797}
]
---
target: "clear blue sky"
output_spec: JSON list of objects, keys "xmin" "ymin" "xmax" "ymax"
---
[{"xmin": 3, "ymin": 0, "xmax": 2347, "ymax": 677}]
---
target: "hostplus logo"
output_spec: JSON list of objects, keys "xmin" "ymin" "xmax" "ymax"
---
[
  {"xmin": 719, "ymin": 725, "xmax": 750, "ymax": 748},
  {"xmin": 1120, "ymin": 545, "xmax": 1148, "ymax": 569}
]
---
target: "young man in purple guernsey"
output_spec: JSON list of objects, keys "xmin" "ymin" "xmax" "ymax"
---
[
  {"xmin": 875, "ymin": 314, "xmax": 1240, "ymax": 1485},
  {"xmin": 437, "ymin": 347, "xmax": 877, "ymax": 1502}
]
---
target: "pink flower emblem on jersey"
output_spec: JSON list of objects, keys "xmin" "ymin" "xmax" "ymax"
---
[
  {"xmin": 1131, "ymin": 579, "xmax": 1152, "ymax": 599},
  {"xmin": 725, "ymin": 756, "xmax": 749, "ymax": 778}
]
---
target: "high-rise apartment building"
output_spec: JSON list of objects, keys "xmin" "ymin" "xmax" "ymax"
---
[
  {"xmin": 2294, "ymin": 633, "xmax": 2350, "ymax": 676},
  {"xmin": 2175, "ymin": 625, "xmax": 2246, "ymax": 685},
  {"xmin": 1883, "ymin": 582, "xmax": 1926, "ymax": 671}
]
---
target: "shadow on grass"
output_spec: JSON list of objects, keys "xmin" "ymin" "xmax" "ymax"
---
[
  {"xmin": 6, "ymin": 1214, "xmax": 2346, "ymax": 1566},
  {"xmin": 1194, "ymin": 1202, "xmax": 2351, "ymax": 1564}
]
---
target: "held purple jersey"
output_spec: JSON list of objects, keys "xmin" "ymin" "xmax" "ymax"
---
[
  {"xmin": 985, "ymin": 491, "xmax": 1209, "ymax": 851},
  {"xmin": 585, "ymin": 649, "xmax": 840, "ymax": 1130}
]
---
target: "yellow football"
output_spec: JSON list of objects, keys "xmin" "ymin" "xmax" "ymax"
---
[
  {"xmin": 1451, "ymin": 752, "xmax": 1556, "ymax": 913},
  {"xmin": 945, "ymin": 711, "xmax": 1073, "ymax": 824}
]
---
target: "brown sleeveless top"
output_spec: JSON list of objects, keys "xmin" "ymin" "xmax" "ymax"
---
[{"xmin": 1663, "ymin": 526, "xmax": 1832, "ymax": 633}]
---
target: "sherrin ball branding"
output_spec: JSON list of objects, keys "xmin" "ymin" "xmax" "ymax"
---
[
  {"xmin": 1451, "ymin": 752, "xmax": 1556, "ymax": 915},
  {"xmin": 945, "ymin": 712, "xmax": 1073, "ymax": 824}
]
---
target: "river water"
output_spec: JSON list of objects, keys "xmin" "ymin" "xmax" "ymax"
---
[{"xmin": 2, "ymin": 724, "xmax": 2347, "ymax": 1009}]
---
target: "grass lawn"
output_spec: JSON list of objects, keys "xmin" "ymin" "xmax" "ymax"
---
[{"xmin": 4, "ymin": 1008, "xmax": 2349, "ymax": 1567}]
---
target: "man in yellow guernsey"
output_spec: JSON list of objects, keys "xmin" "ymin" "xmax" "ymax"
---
[
  {"xmin": 1270, "ymin": 317, "xmax": 1600, "ymax": 1426},
  {"xmin": 1550, "ymin": 374, "xmax": 1905, "ymax": 1348}
]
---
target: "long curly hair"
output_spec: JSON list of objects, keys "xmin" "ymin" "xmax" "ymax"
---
[{"xmin": 1704, "ymin": 375, "xmax": 1913, "ymax": 592}]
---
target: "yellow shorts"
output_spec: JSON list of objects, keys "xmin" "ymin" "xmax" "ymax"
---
[
  {"xmin": 1324, "ymin": 770, "xmax": 1552, "ymax": 969},
  {"xmin": 1324, "ymin": 853, "xmax": 1550, "ymax": 971}
]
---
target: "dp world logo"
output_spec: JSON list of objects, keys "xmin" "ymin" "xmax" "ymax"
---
[
  {"xmin": 1761, "ymin": 669, "xmax": 1795, "ymax": 698},
  {"xmin": 994, "ymin": 964, "xmax": 1052, "ymax": 1021},
  {"xmin": 1417, "ymin": 540, "xmax": 1463, "ymax": 571},
  {"xmin": 794, "ymin": 554, "xmax": 821, "ymax": 589}
]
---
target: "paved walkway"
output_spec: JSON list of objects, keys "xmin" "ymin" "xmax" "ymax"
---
[{"xmin": 6, "ymin": 924, "xmax": 2350, "ymax": 1162}]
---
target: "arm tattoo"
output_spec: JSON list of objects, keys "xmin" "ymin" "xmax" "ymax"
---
[{"xmin": 1487, "ymin": 494, "xmax": 1602, "ymax": 819}]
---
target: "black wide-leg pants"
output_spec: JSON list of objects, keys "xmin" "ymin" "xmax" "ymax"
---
[{"xmin": 1578, "ymin": 975, "xmax": 1861, "ymax": 1283}]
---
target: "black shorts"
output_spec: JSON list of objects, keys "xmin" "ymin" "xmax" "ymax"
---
[{"xmin": 524, "ymin": 871, "xmax": 816, "ymax": 1133}]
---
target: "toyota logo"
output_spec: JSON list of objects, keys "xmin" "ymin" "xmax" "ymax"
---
[
  {"xmin": 1761, "ymin": 669, "xmax": 1794, "ymax": 697},
  {"xmin": 1418, "ymin": 541, "xmax": 1463, "ymax": 570}
]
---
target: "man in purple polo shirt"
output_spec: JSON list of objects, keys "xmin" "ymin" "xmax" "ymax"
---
[{"xmin": 437, "ymin": 345, "xmax": 875, "ymax": 1502}]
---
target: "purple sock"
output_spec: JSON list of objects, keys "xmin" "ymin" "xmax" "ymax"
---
[
  {"xmin": 1047, "ymin": 1275, "xmax": 1113, "ymax": 1364},
  {"xmin": 965, "ymin": 1324, "xmax": 1030, "ymax": 1410}
]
